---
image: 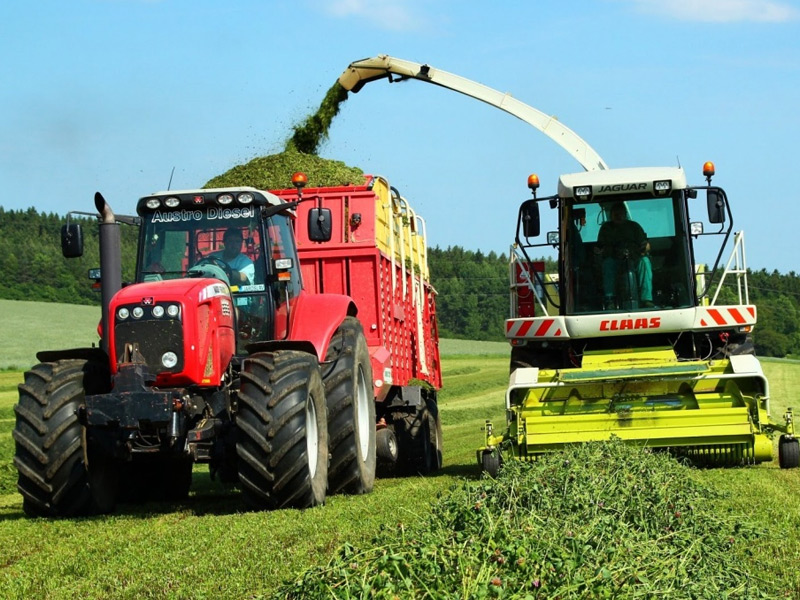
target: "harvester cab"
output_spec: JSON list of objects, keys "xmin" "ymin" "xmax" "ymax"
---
[{"xmin": 481, "ymin": 163, "xmax": 800, "ymax": 473}]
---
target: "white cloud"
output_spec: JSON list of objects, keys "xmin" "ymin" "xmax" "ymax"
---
[
  {"xmin": 315, "ymin": 0, "xmax": 422, "ymax": 31},
  {"xmin": 626, "ymin": 0, "xmax": 800, "ymax": 23}
]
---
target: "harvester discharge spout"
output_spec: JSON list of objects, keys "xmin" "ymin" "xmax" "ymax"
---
[{"xmin": 339, "ymin": 55, "xmax": 608, "ymax": 172}]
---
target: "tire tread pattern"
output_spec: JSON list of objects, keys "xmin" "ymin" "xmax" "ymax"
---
[
  {"xmin": 323, "ymin": 317, "xmax": 376, "ymax": 495},
  {"xmin": 13, "ymin": 360, "xmax": 92, "ymax": 517},
  {"xmin": 236, "ymin": 350, "xmax": 327, "ymax": 510}
]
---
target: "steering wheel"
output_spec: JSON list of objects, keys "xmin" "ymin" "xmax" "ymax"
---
[{"xmin": 193, "ymin": 256, "xmax": 234, "ymax": 284}]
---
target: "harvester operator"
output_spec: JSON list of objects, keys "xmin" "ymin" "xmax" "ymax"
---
[
  {"xmin": 211, "ymin": 227, "xmax": 254, "ymax": 285},
  {"xmin": 595, "ymin": 202, "xmax": 653, "ymax": 308}
]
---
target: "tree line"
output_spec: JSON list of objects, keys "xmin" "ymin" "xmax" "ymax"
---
[{"xmin": 1, "ymin": 207, "xmax": 799, "ymax": 357}]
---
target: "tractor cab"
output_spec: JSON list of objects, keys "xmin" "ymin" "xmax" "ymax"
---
[
  {"xmin": 135, "ymin": 187, "xmax": 303, "ymax": 354},
  {"xmin": 514, "ymin": 165, "xmax": 730, "ymax": 320}
]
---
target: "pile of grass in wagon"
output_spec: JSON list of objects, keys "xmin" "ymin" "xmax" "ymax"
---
[
  {"xmin": 204, "ymin": 145, "xmax": 364, "ymax": 191},
  {"xmin": 275, "ymin": 439, "xmax": 768, "ymax": 599},
  {"xmin": 205, "ymin": 83, "xmax": 364, "ymax": 190}
]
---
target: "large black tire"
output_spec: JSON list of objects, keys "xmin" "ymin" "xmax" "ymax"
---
[
  {"xmin": 236, "ymin": 351, "xmax": 328, "ymax": 510},
  {"xmin": 13, "ymin": 360, "xmax": 112, "ymax": 517},
  {"xmin": 322, "ymin": 317, "xmax": 376, "ymax": 495}
]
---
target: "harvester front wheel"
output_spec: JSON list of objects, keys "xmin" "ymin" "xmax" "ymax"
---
[
  {"xmin": 13, "ymin": 360, "xmax": 99, "ymax": 517},
  {"xmin": 481, "ymin": 450, "xmax": 501, "ymax": 478},
  {"xmin": 779, "ymin": 435, "xmax": 800, "ymax": 469},
  {"xmin": 237, "ymin": 351, "xmax": 328, "ymax": 510},
  {"xmin": 323, "ymin": 317, "xmax": 376, "ymax": 495}
]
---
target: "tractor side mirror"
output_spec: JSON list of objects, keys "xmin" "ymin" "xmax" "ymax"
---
[
  {"xmin": 308, "ymin": 207, "xmax": 332, "ymax": 242},
  {"xmin": 520, "ymin": 200, "xmax": 540, "ymax": 238},
  {"xmin": 61, "ymin": 223, "xmax": 84, "ymax": 258},
  {"xmin": 707, "ymin": 189, "xmax": 725, "ymax": 224}
]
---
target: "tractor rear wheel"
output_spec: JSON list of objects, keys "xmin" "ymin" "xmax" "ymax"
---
[
  {"xmin": 323, "ymin": 317, "xmax": 376, "ymax": 495},
  {"xmin": 779, "ymin": 435, "xmax": 800, "ymax": 469},
  {"xmin": 13, "ymin": 360, "xmax": 101, "ymax": 517},
  {"xmin": 237, "ymin": 351, "xmax": 328, "ymax": 509}
]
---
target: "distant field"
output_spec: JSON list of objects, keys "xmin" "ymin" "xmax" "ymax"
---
[
  {"xmin": 0, "ymin": 299, "xmax": 509, "ymax": 369},
  {"xmin": 438, "ymin": 337, "xmax": 509, "ymax": 357},
  {"xmin": 0, "ymin": 299, "xmax": 101, "ymax": 370}
]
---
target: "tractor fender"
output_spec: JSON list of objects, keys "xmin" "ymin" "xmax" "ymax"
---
[
  {"xmin": 36, "ymin": 347, "xmax": 109, "ymax": 365},
  {"xmin": 286, "ymin": 291, "xmax": 358, "ymax": 361}
]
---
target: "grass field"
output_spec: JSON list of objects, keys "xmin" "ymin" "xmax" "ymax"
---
[
  {"xmin": 2, "ymin": 301, "xmax": 800, "ymax": 597},
  {"xmin": 0, "ymin": 299, "xmax": 101, "ymax": 370}
]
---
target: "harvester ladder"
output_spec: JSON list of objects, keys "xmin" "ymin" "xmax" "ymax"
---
[
  {"xmin": 509, "ymin": 245, "xmax": 551, "ymax": 317},
  {"xmin": 710, "ymin": 230, "xmax": 749, "ymax": 306}
]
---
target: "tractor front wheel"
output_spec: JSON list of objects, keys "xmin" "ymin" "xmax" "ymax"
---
[
  {"xmin": 323, "ymin": 317, "xmax": 376, "ymax": 495},
  {"xmin": 13, "ymin": 360, "xmax": 99, "ymax": 517},
  {"xmin": 237, "ymin": 351, "xmax": 328, "ymax": 509}
]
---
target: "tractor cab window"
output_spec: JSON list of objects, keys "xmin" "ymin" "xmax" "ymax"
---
[
  {"xmin": 138, "ymin": 211, "xmax": 261, "ymax": 290},
  {"xmin": 564, "ymin": 194, "xmax": 693, "ymax": 314}
]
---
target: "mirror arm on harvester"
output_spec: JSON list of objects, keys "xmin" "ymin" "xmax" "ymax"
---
[{"xmin": 339, "ymin": 54, "xmax": 609, "ymax": 172}]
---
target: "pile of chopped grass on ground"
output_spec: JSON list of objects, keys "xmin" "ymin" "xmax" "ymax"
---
[
  {"xmin": 204, "ymin": 146, "xmax": 364, "ymax": 191},
  {"xmin": 275, "ymin": 439, "xmax": 769, "ymax": 599}
]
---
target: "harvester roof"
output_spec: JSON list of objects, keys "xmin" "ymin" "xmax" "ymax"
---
[{"xmin": 558, "ymin": 166, "xmax": 688, "ymax": 199}]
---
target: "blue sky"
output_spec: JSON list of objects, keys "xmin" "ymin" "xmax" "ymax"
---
[{"xmin": 2, "ymin": 0, "xmax": 799, "ymax": 274}]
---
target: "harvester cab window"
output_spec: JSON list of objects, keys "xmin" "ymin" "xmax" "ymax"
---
[{"xmin": 564, "ymin": 195, "xmax": 693, "ymax": 314}]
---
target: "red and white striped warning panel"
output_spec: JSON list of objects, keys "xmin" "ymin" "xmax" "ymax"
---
[
  {"xmin": 506, "ymin": 317, "xmax": 567, "ymax": 339},
  {"xmin": 694, "ymin": 305, "xmax": 756, "ymax": 329}
]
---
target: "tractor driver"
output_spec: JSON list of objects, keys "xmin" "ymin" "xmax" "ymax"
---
[
  {"xmin": 211, "ymin": 227, "xmax": 255, "ymax": 286},
  {"xmin": 594, "ymin": 202, "xmax": 653, "ymax": 309}
]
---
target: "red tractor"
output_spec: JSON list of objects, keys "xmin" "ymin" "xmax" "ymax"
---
[{"xmin": 13, "ymin": 173, "xmax": 441, "ymax": 516}]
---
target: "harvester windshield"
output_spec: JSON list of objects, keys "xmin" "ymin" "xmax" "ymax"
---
[{"xmin": 564, "ymin": 192, "xmax": 694, "ymax": 315}]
